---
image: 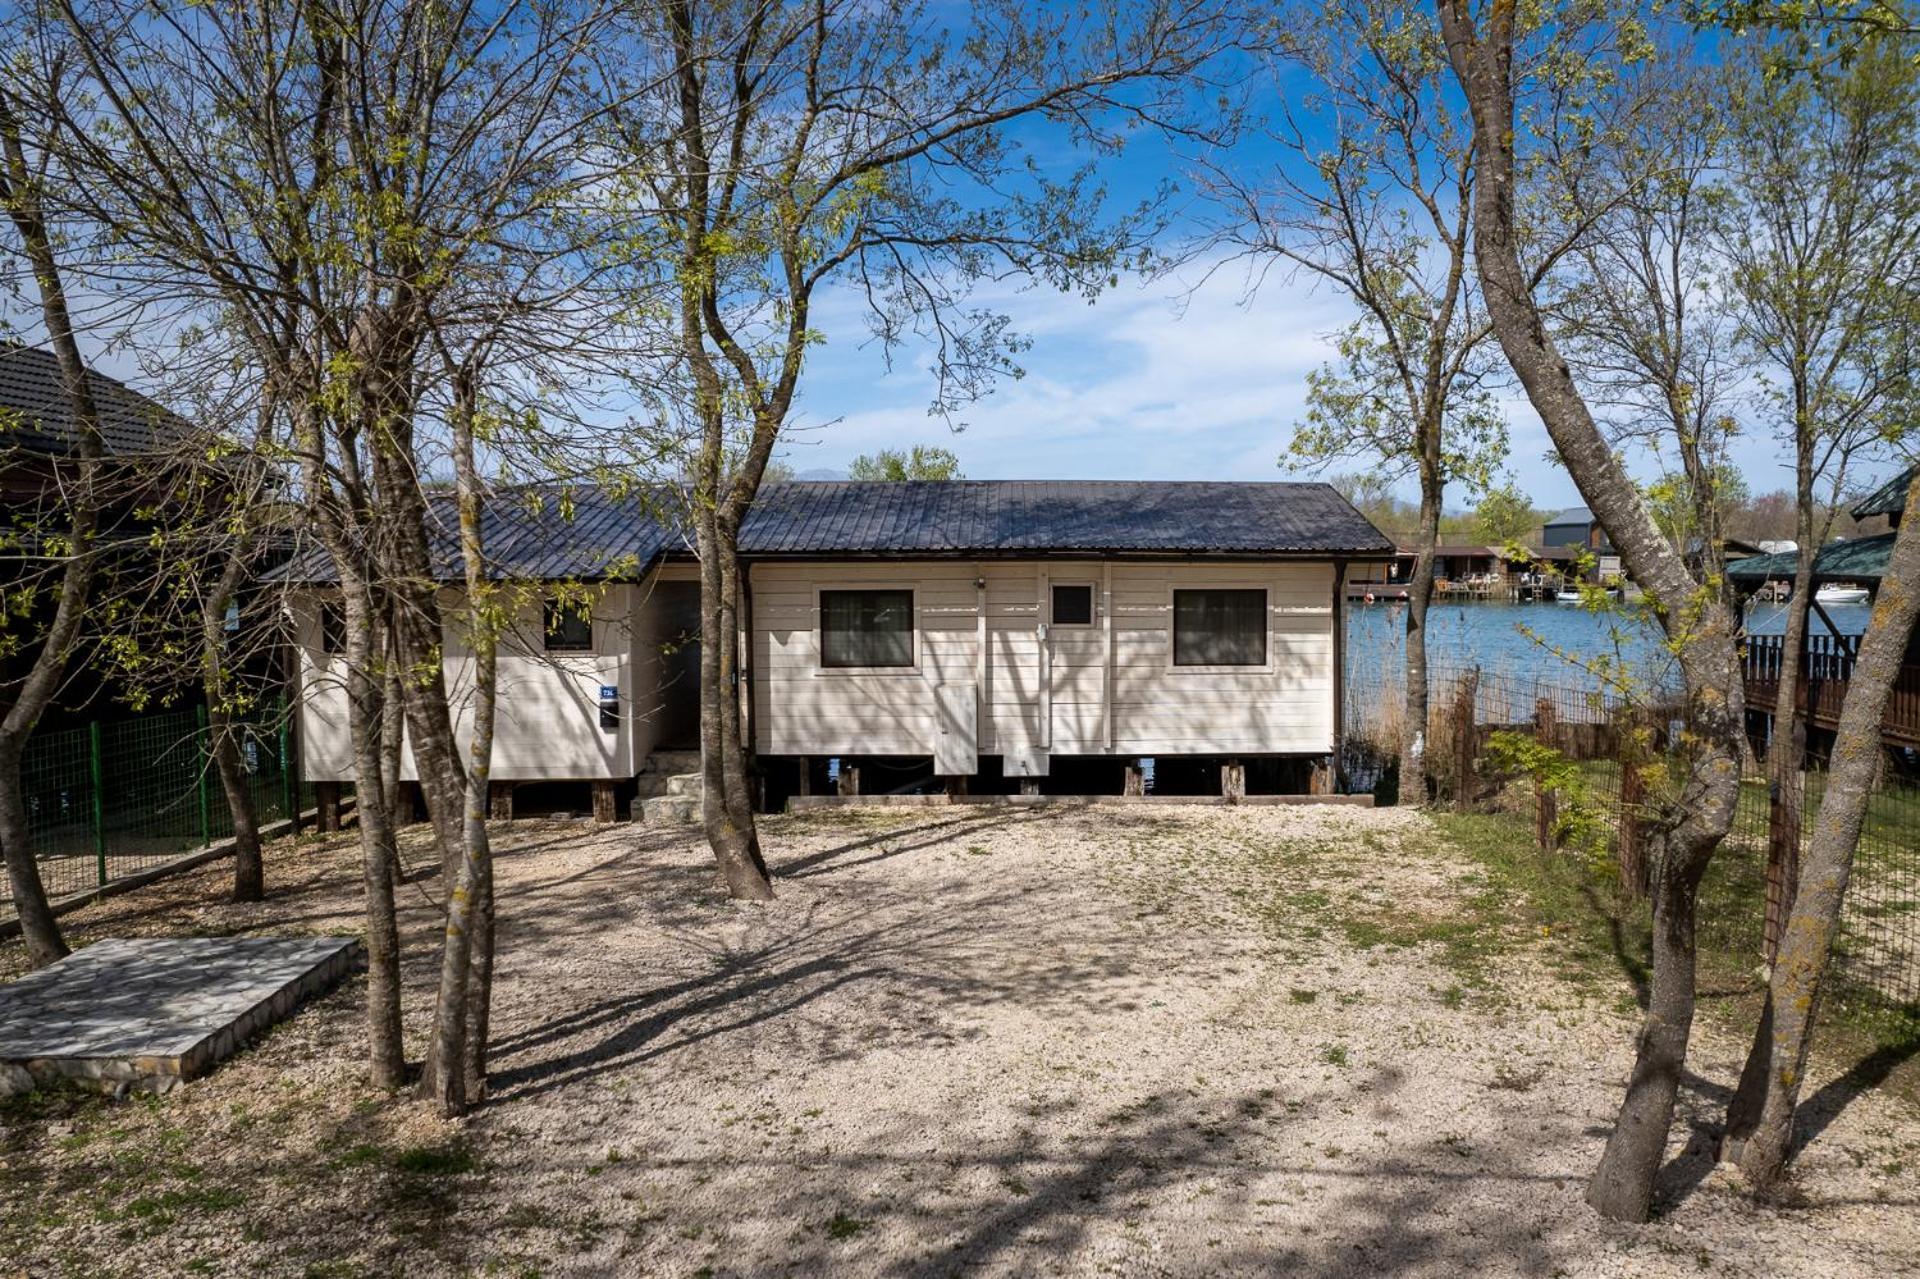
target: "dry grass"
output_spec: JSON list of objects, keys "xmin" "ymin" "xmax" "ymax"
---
[{"xmin": 1, "ymin": 806, "xmax": 1915, "ymax": 1278}]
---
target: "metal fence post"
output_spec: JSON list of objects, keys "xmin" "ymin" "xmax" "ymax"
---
[
  {"xmin": 89, "ymin": 721, "xmax": 106, "ymax": 885},
  {"xmin": 279, "ymin": 697, "xmax": 296, "ymax": 833},
  {"xmin": 196, "ymin": 703, "xmax": 212, "ymax": 847}
]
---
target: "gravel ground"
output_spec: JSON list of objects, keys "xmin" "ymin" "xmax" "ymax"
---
[{"xmin": 1, "ymin": 804, "xmax": 1915, "ymax": 1278}]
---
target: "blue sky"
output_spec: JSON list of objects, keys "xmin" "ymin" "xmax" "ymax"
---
[{"xmin": 777, "ymin": 89, "xmax": 1890, "ymax": 514}]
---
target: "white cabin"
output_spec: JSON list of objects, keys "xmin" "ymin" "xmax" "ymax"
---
[{"xmin": 289, "ymin": 480, "xmax": 1390, "ymax": 815}]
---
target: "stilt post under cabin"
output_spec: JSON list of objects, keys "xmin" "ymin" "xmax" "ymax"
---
[
  {"xmin": 838, "ymin": 763, "xmax": 860, "ymax": 797},
  {"xmin": 944, "ymin": 774, "xmax": 969, "ymax": 801},
  {"xmin": 1123, "ymin": 762, "xmax": 1145, "ymax": 797},
  {"xmin": 592, "ymin": 779, "xmax": 617, "ymax": 824},
  {"xmin": 489, "ymin": 781, "xmax": 514, "ymax": 822},
  {"xmin": 1220, "ymin": 759, "xmax": 1246, "ymax": 802},
  {"xmin": 797, "ymin": 756, "xmax": 812, "ymax": 798},
  {"xmin": 315, "ymin": 782, "xmax": 342, "ymax": 833}
]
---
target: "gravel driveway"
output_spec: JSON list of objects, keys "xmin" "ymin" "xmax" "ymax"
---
[{"xmin": 2, "ymin": 803, "xmax": 1914, "ymax": 1277}]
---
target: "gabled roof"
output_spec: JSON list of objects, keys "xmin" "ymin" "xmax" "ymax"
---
[
  {"xmin": 277, "ymin": 479, "xmax": 1392, "ymax": 582},
  {"xmin": 1727, "ymin": 532, "xmax": 1896, "ymax": 585},
  {"xmin": 0, "ymin": 344, "xmax": 196, "ymax": 457},
  {"xmin": 1544, "ymin": 506, "xmax": 1594, "ymax": 527},
  {"xmin": 1852, "ymin": 464, "xmax": 1916, "ymax": 521},
  {"xmin": 739, "ymin": 481, "xmax": 1391, "ymax": 557}
]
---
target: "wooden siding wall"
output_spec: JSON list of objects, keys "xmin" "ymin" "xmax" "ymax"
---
[
  {"xmin": 751, "ymin": 559, "xmax": 1336, "ymax": 763},
  {"xmin": 295, "ymin": 585, "xmax": 648, "ymax": 783}
]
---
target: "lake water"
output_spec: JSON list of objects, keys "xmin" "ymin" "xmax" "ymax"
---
[{"xmin": 1345, "ymin": 598, "xmax": 1872, "ymax": 693}]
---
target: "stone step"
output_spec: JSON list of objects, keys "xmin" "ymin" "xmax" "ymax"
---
[
  {"xmin": 642, "ymin": 794, "xmax": 701, "ymax": 825},
  {"xmin": 664, "ymin": 772, "xmax": 702, "ymax": 798}
]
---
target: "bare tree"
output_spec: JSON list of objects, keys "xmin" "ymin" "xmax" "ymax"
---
[
  {"xmin": 1718, "ymin": 41, "xmax": 1920, "ymax": 974},
  {"xmin": 1731, "ymin": 470, "xmax": 1920, "ymax": 1188},
  {"xmin": 1190, "ymin": 0, "xmax": 1504, "ymax": 806},
  {"xmin": 615, "ymin": 0, "xmax": 1253, "ymax": 898},
  {"xmin": 1436, "ymin": 1, "xmax": 1751, "ymax": 1222},
  {"xmin": 0, "ymin": 79, "xmax": 102, "ymax": 966}
]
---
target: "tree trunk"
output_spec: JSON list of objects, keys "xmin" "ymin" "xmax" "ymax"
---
[
  {"xmin": 202, "ymin": 548, "xmax": 263, "ymax": 902},
  {"xmin": 1728, "ymin": 479, "xmax": 1920, "ymax": 1188},
  {"xmin": 343, "ymin": 584, "xmax": 407, "ymax": 1090},
  {"xmin": 209, "ymin": 706, "xmax": 264, "ymax": 902},
  {"xmin": 421, "ymin": 365, "xmax": 499, "ymax": 1116},
  {"xmin": 1436, "ymin": 0, "xmax": 1746, "ymax": 1222},
  {"xmin": 696, "ymin": 511, "xmax": 773, "ymax": 900},
  {"xmin": 0, "ymin": 93, "xmax": 108, "ymax": 967},
  {"xmin": 1398, "ymin": 462, "xmax": 1443, "ymax": 806},
  {"xmin": 0, "ymin": 738, "xmax": 69, "ymax": 968}
]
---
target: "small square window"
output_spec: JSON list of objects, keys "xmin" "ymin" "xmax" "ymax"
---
[
  {"xmin": 545, "ymin": 600, "xmax": 594, "ymax": 652},
  {"xmin": 1051, "ymin": 583, "xmax": 1094, "ymax": 626},
  {"xmin": 319, "ymin": 601, "xmax": 345, "ymax": 655}
]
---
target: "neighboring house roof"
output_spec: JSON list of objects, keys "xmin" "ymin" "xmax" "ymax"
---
[
  {"xmin": 1852, "ymin": 464, "xmax": 1916, "ymax": 521},
  {"xmin": 1544, "ymin": 506, "xmax": 1594, "ymax": 528},
  {"xmin": 277, "ymin": 480, "xmax": 1393, "ymax": 582},
  {"xmin": 739, "ymin": 481, "xmax": 1391, "ymax": 558},
  {"xmin": 0, "ymin": 343, "xmax": 196, "ymax": 457},
  {"xmin": 1727, "ymin": 532, "xmax": 1897, "ymax": 585}
]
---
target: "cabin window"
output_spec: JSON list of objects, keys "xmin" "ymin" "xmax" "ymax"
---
[
  {"xmin": 1051, "ymin": 583, "xmax": 1095, "ymax": 627},
  {"xmin": 820, "ymin": 589, "xmax": 914, "ymax": 668},
  {"xmin": 544, "ymin": 600, "xmax": 594, "ymax": 653},
  {"xmin": 319, "ymin": 601, "xmax": 345, "ymax": 655},
  {"xmin": 1172, "ymin": 589, "xmax": 1267, "ymax": 667}
]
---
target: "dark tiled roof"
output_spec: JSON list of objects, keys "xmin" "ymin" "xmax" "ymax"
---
[
  {"xmin": 278, "ymin": 479, "xmax": 1392, "ymax": 581},
  {"xmin": 275, "ymin": 486, "xmax": 681, "ymax": 583},
  {"xmin": 0, "ymin": 344, "xmax": 196, "ymax": 456},
  {"xmin": 1852, "ymin": 464, "xmax": 1916, "ymax": 521},
  {"xmin": 1545, "ymin": 506, "xmax": 1594, "ymax": 527},
  {"xmin": 1727, "ymin": 532, "xmax": 1896, "ymax": 584},
  {"xmin": 739, "ymin": 480, "xmax": 1392, "ymax": 556}
]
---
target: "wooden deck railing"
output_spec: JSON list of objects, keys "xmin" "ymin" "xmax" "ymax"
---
[{"xmin": 1744, "ymin": 633, "xmax": 1920, "ymax": 747}]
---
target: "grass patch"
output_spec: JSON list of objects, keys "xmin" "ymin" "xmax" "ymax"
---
[
  {"xmin": 1432, "ymin": 810, "xmax": 1920, "ymax": 1107},
  {"xmin": 394, "ymin": 1140, "xmax": 479, "ymax": 1177},
  {"xmin": 824, "ymin": 1212, "xmax": 869, "ymax": 1240}
]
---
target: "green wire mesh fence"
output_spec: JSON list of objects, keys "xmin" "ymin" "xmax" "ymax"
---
[
  {"xmin": 4, "ymin": 701, "xmax": 311, "ymax": 915},
  {"xmin": 1344, "ymin": 660, "xmax": 1920, "ymax": 1009}
]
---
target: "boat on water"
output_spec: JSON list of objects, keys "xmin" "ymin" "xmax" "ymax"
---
[
  {"xmin": 1555, "ymin": 590, "xmax": 1585, "ymax": 603},
  {"xmin": 1814, "ymin": 583, "xmax": 1871, "ymax": 606}
]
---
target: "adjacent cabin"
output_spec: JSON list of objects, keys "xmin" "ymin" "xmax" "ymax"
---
[
  {"xmin": 1541, "ymin": 505, "xmax": 1621, "ymax": 582},
  {"xmin": 288, "ymin": 480, "xmax": 1392, "ymax": 815}
]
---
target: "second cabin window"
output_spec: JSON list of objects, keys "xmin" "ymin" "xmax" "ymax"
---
[
  {"xmin": 820, "ymin": 589, "xmax": 914, "ymax": 668},
  {"xmin": 1051, "ymin": 583, "xmax": 1094, "ymax": 626},
  {"xmin": 1172, "ymin": 588, "xmax": 1267, "ymax": 667},
  {"xmin": 544, "ymin": 599, "xmax": 594, "ymax": 653}
]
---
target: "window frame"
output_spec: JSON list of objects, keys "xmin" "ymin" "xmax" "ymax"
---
[
  {"xmin": 543, "ymin": 598, "xmax": 595, "ymax": 654},
  {"xmin": 1049, "ymin": 581, "xmax": 1097, "ymax": 628},
  {"xmin": 1168, "ymin": 585, "xmax": 1271, "ymax": 671},
  {"xmin": 815, "ymin": 585, "xmax": 919, "ymax": 673}
]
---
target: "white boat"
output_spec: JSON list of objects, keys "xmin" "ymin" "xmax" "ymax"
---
[
  {"xmin": 1814, "ymin": 584, "xmax": 1870, "ymax": 606},
  {"xmin": 1555, "ymin": 590, "xmax": 1585, "ymax": 603}
]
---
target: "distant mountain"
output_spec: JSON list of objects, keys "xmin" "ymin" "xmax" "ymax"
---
[{"xmin": 790, "ymin": 467, "xmax": 847, "ymax": 481}]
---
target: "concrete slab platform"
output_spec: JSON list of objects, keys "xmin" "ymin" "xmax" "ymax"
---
[{"xmin": 0, "ymin": 935, "xmax": 364, "ymax": 1097}]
